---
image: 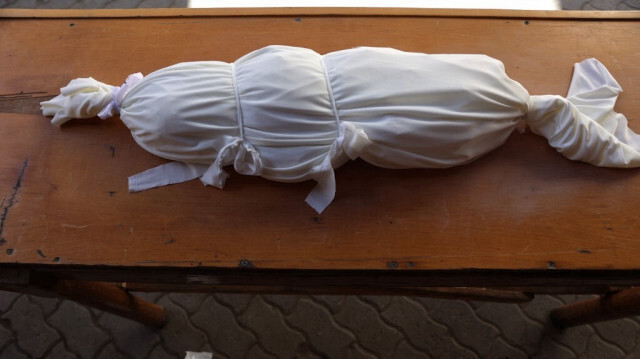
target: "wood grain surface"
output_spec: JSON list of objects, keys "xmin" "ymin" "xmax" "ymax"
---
[{"xmin": 1, "ymin": 9, "xmax": 639, "ymax": 271}]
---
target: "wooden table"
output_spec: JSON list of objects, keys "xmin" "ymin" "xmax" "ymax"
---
[{"xmin": 1, "ymin": 8, "xmax": 640, "ymax": 328}]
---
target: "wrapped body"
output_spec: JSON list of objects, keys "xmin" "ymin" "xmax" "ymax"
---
[{"xmin": 42, "ymin": 46, "xmax": 640, "ymax": 212}]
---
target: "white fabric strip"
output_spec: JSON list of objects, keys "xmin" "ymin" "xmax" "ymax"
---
[
  {"xmin": 128, "ymin": 161, "xmax": 209, "ymax": 192},
  {"xmin": 305, "ymin": 154, "xmax": 337, "ymax": 213}
]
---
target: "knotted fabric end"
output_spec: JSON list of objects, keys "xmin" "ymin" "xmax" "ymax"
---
[
  {"xmin": 42, "ymin": 73, "xmax": 144, "ymax": 127},
  {"xmin": 200, "ymin": 138, "xmax": 263, "ymax": 189}
]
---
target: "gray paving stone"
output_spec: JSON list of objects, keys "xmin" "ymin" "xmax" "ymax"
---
[
  {"xmin": 245, "ymin": 344, "xmax": 278, "ymax": 359},
  {"xmin": 619, "ymin": 0, "xmax": 640, "ymax": 9},
  {"xmin": 214, "ymin": 294, "xmax": 253, "ymax": 315},
  {"xmin": 486, "ymin": 337, "xmax": 529, "ymax": 359},
  {"xmin": 96, "ymin": 304, "xmax": 160, "ymax": 359},
  {"xmin": 0, "ymin": 319, "xmax": 14, "ymax": 351},
  {"xmin": 333, "ymin": 296, "xmax": 403, "ymax": 358},
  {"xmin": 198, "ymin": 343, "xmax": 231, "ymax": 359},
  {"xmin": 285, "ymin": 297, "xmax": 357, "ymax": 358},
  {"xmin": 474, "ymin": 301, "xmax": 546, "ymax": 355},
  {"xmin": 262, "ymin": 294, "xmax": 299, "ymax": 315},
  {"xmin": 391, "ymin": 340, "xmax": 430, "ymax": 359},
  {"xmin": 237, "ymin": 296, "xmax": 306, "ymax": 358},
  {"xmin": 0, "ymin": 291, "xmax": 20, "ymax": 312},
  {"xmin": 592, "ymin": 318, "xmax": 640, "ymax": 353},
  {"xmin": 0, "ymin": 342, "xmax": 29, "ymax": 359},
  {"xmin": 625, "ymin": 341, "xmax": 640, "ymax": 359},
  {"xmin": 94, "ymin": 343, "xmax": 129, "ymax": 359},
  {"xmin": 555, "ymin": 324, "xmax": 595, "ymax": 355},
  {"xmin": 561, "ymin": 0, "xmax": 591, "ymax": 8},
  {"xmin": 156, "ymin": 296, "xmax": 208, "ymax": 357},
  {"xmin": 68, "ymin": 0, "xmax": 114, "ymax": 9},
  {"xmin": 46, "ymin": 0, "xmax": 79, "ymax": 8},
  {"xmin": 359, "ymin": 295, "xmax": 392, "ymax": 312},
  {"xmin": 381, "ymin": 297, "xmax": 474, "ymax": 359},
  {"xmin": 139, "ymin": 0, "xmax": 185, "ymax": 7},
  {"xmin": 584, "ymin": 333, "xmax": 626, "ymax": 358},
  {"xmin": 47, "ymin": 341, "xmax": 80, "ymax": 359},
  {"xmin": 191, "ymin": 296, "xmax": 256, "ymax": 359},
  {"xmin": 147, "ymin": 344, "xmax": 182, "ymax": 359},
  {"xmin": 167, "ymin": 293, "xmax": 208, "ymax": 315},
  {"xmin": 30, "ymin": 295, "xmax": 62, "ymax": 317},
  {"xmin": 104, "ymin": 0, "xmax": 143, "ymax": 9},
  {"xmin": 417, "ymin": 299, "xmax": 500, "ymax": 357},
  {"xmin": 1, "ymin": 295, "xmax": 59, "ymax": 358},
  {"xmin": 346, "ymin": 343, "xmax": 378, "ymax": 359},
  {"xmin": 292, "ymin": 343, "xmax": 325, "ymax": 359},
  {"xmin": 48, "ymin": 300, "xmax": 110, "ymax": 359},
  {"xmin": 519, "ymin": 295, "xmax": 565, "ymax": 325},
  {"xmin": 532, "ymin": 338, "xmax": 577, "ymax": 359},
  {"xmin": 2, "ymin": 0, "xmax": 36, "ymax": 8},
  {"xmin": 311, "ymin": 295, "xmax": 347, "ymax": 314},
  {"xmin": 583, "ymin": 0, "xmax": 623, "ymax": 9}
]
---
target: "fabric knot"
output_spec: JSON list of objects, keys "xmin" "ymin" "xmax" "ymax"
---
[
  {"xmin": 97, "ymin": 72, "xmax": 144, "ymax": 119},
  {"xmin": 200, "ymin": 138, "xmax": 263, "ymax": 188}
]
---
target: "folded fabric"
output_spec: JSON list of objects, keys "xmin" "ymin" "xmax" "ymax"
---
[{"xmin": 42, "ymin": 46, "xmax": 640, "ymax": 213}]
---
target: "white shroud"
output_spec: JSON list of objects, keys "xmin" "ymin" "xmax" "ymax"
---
[{"xmin": 42, "ymin": 46, "xmax": 640, "ymax": 213}]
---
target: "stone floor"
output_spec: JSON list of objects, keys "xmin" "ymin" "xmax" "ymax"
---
[
  {"xmin": 2, "ymin": 0, "xmax": 639, "ymax": 358},
  {"xmin": 2, "ymin": 290, "xmax": 640, "ymax": 358}
]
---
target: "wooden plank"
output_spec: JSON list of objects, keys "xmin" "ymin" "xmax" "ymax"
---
[{"xmin": 1, "ymin": 11, "xmax": 640, "ymax": 272}]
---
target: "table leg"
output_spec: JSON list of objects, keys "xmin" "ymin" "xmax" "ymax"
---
[
  {"xmin": 550, "ymin": 287, "xmax": 640, "ymax": 329},
  {"xmin": 0, "ymin": 271, "xmax": 166, "ymax": 327},
  {"xmin": 48, "ymin": 279, "xmax": 167, "ymax": 328}
]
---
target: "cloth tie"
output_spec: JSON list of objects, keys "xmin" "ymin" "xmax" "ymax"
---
[{"xmin": 97, "ymin": 73, "xmax": 144, "ymax": 119}]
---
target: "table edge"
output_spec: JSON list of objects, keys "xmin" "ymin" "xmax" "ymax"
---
[
  {"xmin": 0, "ymin": 8, "xmax": 639, "ymax": 20},
  {"xmin": 3, "ymin": 263, "xmax": 640, "ymax": 290}
]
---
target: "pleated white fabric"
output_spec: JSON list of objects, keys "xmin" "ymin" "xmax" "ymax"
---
[{"xmin": 42, "ymin": 46, "xmax": 640, "ymax": 213}]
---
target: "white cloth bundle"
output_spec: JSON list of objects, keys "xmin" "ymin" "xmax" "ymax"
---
[{"xmin": 42, "ymin": 46, "xmax": 640, "ymax": 213}]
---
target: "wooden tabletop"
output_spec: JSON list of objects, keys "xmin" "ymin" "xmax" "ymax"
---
[{"xmin": 1, "ymin": 8, "xmax": 640, "ymax": 274}]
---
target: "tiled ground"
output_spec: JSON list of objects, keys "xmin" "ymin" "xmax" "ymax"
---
[
  {"xmin": 2, "ymin": 0, "xmax": 640, "ymax": 358},
  {"xmin": 0, "ymin": 293, "xmax": 640, "ymax": 359},
  {"xmin": 2, "ymin": 290, "xmax": 640, "ymax": 358}
]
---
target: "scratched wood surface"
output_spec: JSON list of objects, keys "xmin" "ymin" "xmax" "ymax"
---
[{"xmin": 0, "ymin": 9, "xmax": 639, "ymax": 271}]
